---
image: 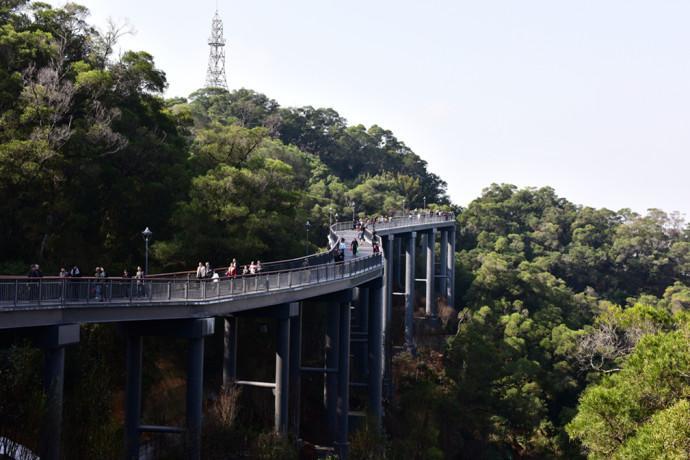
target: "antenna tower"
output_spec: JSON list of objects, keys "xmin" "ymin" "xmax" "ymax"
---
[{"xmin": 205, "ymin": 8, "xmax": 228, "ymax": 89}]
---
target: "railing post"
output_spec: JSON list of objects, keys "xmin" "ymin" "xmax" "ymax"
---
[
  {"xmin": 288, "ymin": 271, "xmax": 292, "ymax": 287},
  {"xmin": 216, "ymin": 280, "xmax": 220, "ymax": 297},
  {"xmin": 60, "ymin": 279, "xmax": 66, "ymax": 305},
  {"xmin": 86, "ymin": 279, "xmax": 91, "ymax": 302},
  {"xmin": 14, "ymin": 280, "xmax": 18, "ymax": 307},
  {"xmin": 38, "ymin": 279, "xmax": 42, "ymax": 305},
  {"xmin": 130, "ymin": 279, "xmax": 134, "ymax": 302},
  {"xmin": 202, "ymin": 281, "xmax": 206, "ymax": 299},
  {"xmin": 185, "ymin": 280, "xmax": 189, "ymax": 300},
  {"xmin": 167, "ymin": 282, "xmax": 172, "ymax": 300}
]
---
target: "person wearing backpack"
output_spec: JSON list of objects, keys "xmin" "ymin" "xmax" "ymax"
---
[{"xmin": 351, "ymin": 238, "xmax": 359, "ymax": 257}]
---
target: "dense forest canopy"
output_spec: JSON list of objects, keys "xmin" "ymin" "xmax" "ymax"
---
[
  {"xmin": 0, "ymin": 0, "xmax": 448, "ymax": 274},
  {"xmin": 2, "ymin": 2, "xmax": 690, "ymax": 459}
]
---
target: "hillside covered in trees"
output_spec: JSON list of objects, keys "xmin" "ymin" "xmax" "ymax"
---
[
  {"xmin": 0, "ymin": 0, "xmax": 449, "ymax": 275},
  {"xmin": 2, "ymin": 2, "xmax": 690, "ymax": 459}
]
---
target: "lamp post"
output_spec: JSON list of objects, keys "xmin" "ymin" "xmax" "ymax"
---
[
  {"xmin": 351, "ymin": 201, "xmax": 356, "ymax": 223},
  {"xmin": 402, "ymin": 198, "xmax": 406, "ymax": 215},
  {"xmin": 329, "ymin": 207, "xmax": 333, "ymax": 227},
  {"xmin": 141, "ymin": 227, "xmax": 153, "ymax": 275},
  {"xmin": 423, "ymin": 196, "xmax": 426, "ymax": 209},
  {"xmin": 305, "ymin": 220, "xmax": 311, "ymax": 256}
]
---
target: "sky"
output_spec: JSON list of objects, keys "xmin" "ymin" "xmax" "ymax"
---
[{"xmin": 48, "ymin": 0, "xmax": 690, "ymax": 217}]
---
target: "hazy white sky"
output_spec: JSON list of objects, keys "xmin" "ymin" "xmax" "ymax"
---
[{"xmin": 49, "ymin": 0, "xmax": 690, "ymax": 216}]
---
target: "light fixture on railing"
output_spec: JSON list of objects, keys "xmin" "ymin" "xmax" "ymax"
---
[{"xmin": 305, "ymin": 220, "xmax": 311, "ymax": 257}]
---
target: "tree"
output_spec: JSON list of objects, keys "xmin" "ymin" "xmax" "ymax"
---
[{"xmin": 567, "ymin": 327, "xmax": 690, "ymax": 459}]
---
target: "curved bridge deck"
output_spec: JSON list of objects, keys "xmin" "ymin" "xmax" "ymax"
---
[{"xmin": 0, "ymin": 215, "xmax": 454, "ymax": 330}]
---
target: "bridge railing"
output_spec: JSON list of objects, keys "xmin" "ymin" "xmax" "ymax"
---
[
  {"xmin": 331, "ymin": 213, "xmax": 455, "ymax": 233},
  {"xmin": 0, "ymin": 253, "xmax": 382, "ymax": 309}
]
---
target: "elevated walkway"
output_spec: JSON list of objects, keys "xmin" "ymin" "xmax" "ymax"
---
[{"xmin": 0, "ymin": 214, "xmax": 454, "ymax": 329}]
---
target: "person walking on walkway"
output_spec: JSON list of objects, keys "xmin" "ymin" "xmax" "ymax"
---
[
  {"xmin": 351, "ymin": 238, "xmax": 359, "ymax": 257},
  {"xmin": 135, "ymin": 266, "xmax": 144, "ymax": 297},
  {"xmin": 196, "ymin": 262, "xmax": 205, "ymax": 279}
]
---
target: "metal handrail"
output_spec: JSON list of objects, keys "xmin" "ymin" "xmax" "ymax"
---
[{"xmin": 0, "ymin": 254, "xmax": 382, "ymax": 308}]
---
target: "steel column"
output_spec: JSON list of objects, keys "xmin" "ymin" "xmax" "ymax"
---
[
  {"xmin": 186, "ymin": 336, "xmax": 205, "ymax": 460},
  {"xmin": 325, "ymin": 302, "xmax": 340, "ymax": 440},
  {"xmin": 382, "ymin": 234, "xmax": 394, "ymax": 398},
  {"xmin": 40, "ymin": 345, "xmax": 65, "ymax": 460},
  {"xmin": 426, "ymin": 228, "xmax": 436, "ymax": 317},
  {"xmin": 222, "ymin": 316, "xmax": 238, "ymax": 387},
  {"xmin": 356, "ymin": 287, "xmax": 369, "ymax": 378},
  {"xmin": 394, "ymin": 237, "xmax": 402, "ymax": 287},
  {"xmin": 367, "ymin": 279, "xmax": 383, "ymax": 425},
  {"xmin": 275, "ymin": 314, "xmax": 290, "ymax": 434},
  {"xmin": 439, "ymin": 229, "xmax": 448, "ymax": 299},
  {"xmin": 447, "ymin": 227, "xmax": 455, "ymax": 306},
  {"xmin": 405, "ymin": 232, "xmax": 417, "ymax": 354},
  {"xmin": 336, "ymin": 299, "xmax": 351, "ymax": 459},
  {"xmin": 125, "ymin": 333, "xmax": 143, "ymax": 460},
  {"xmin": 289, "ymin": 308, "xmax": 302, "ymax": 437}
]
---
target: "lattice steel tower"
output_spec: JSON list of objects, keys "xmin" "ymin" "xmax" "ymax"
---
[{"xmin": 205, "ymin": 9, "xmax": 228, "ymax": 89}]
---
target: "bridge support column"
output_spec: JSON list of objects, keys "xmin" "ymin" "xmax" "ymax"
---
[
  {"xmin": 382, "ymin": 234, "xmax": 394, "ymax": 398},
  {"xmin": 405, "ymin": 232, "xmax": 416, "ymax": 354},
  {"xmin": 353, "ymin": 286, "xmax": 369, "ymax": 379},
  {"xmin": 426, "ymin": 228, "xmax": 436, "ymax": 317},
  {"xmin": 223, "ymin": 316, "xmax": 238, "ymax": 387},
  {"xmin": 367, "ymin": 279, "xmax": 383, "ymax": 426},
  {"xmin": 447, "ymin": 227, "xmax": 456, "ymax": 307},
  {"xmin": 37, "ymin": 324, "xmax": 79, "ymax": 460},
  {"xmin": 325, "ymin": 302, "xmax": 340, "ymax": 440},
  {"xmin": 439, "ymin": 230, "xmax": 448, "ymax": 301},
  {"xmin": 187, "ymin": 335, "xmax": 205, "ymax": 460},
  {"xmin": 275, "ymin": 306, "xmax": 290, "ymax": 435},
  {"xmin": 123, "ymin": 318, "xmax": 214, "ymax": 460},
  {"xmin": 289, "ymin": 305, "xmax": 302, "ymax": 437},
  {"xmin": 336, "ymin": 298, "xmax": 352, "ymax": 459},
  {"xmin": 394, "ymin": 237, "xmax": 403, "ymax": 288},
  {"xmin": 124, "ymin": 332, "xmax": 143, "ymax": 460}
]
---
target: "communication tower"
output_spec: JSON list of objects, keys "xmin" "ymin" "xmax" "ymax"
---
[{"xmin": 205, "ymin": 9, "xmax": 228, "ymax": 89}]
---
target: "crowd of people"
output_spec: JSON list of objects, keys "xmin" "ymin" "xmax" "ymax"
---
[{"xmin": 195, "ymin": 259, "xmax": 265, "ymax": 282}]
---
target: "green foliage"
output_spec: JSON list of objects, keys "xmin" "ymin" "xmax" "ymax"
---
[
  {"xmin": 0, "ymin": 344, "xmax": 45, "ymax": 452},
  {"xmin": 566, "ymin": 328, "xmax": 690, "ymax": 459},
  {"xmin": 445, "ymin": 184, "xmax": 690, "ymax": 457},
  {"xmin": 250, "ymin": 433, "xmax": 298, "ymax": 460},
  {"xmin": 615, "ymin": 398, "xmax": 690, "ymax": 460},
  {"xmin": 387, "ymin": 352, "xmax": 457, "ymax": 460},
  {"xmin": 350, "ymin": 414, "xmax": 388, "ymax": 460}
]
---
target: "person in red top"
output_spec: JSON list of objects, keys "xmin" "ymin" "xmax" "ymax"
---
[{"xmin": 226, "ymin": 258, "xmax": 237, "ymax": 278}]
